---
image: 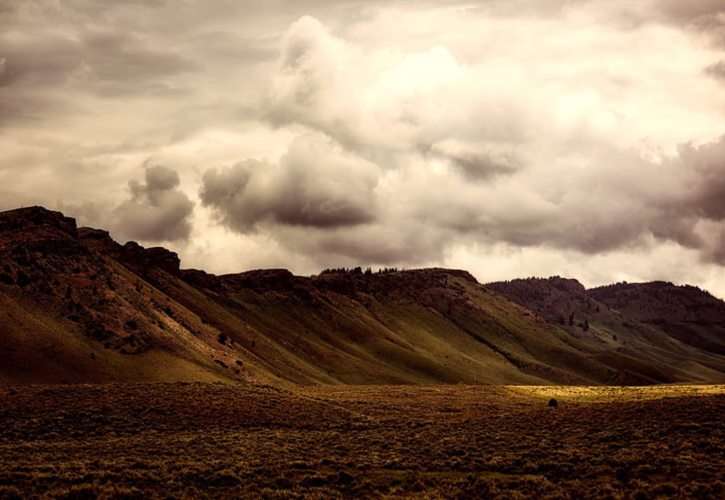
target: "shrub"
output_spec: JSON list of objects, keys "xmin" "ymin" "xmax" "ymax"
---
[{"xmin": 15, "ymin": 271, "xmax": 30, "ymax": 287}]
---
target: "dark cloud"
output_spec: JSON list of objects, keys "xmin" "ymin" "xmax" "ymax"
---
[
  {"xmin": 705, "ymin": 61, "xmax": 725, "ymax": 80},
  {"xmin": 448, "ymin": 154, "xmax": 517, "ymax": 180},
  {"xmin": 250, "ymin": 137, "xmax": 725, "ymax": 268},
  {"xmin": 655, "ymin": 0, "xmax": 725, "ymax": 47},
  {"xmin": 657, "ymin": 0, "xmax": 725, "ymax": 24},
  {"xmin": 709, "ymin": 228, "xmax": 725, "ymax": 264},
  {"xmin": 273, "ymin": 220, "xmax": 455, "ymax": 265},
  {"xmin": 0, "ymin": 33, "xmax": 81, "ymax": 87},
  {"xmin": 111, "ymin": 165, "xmax": 194, "ymax": 243},
  {"xmin": 677, "ymin": 138, "xmax": 725, "ymax": 221},
  {"xmin": 469, "ymin": 137, "xmax": 725, "ymax": 261},
  {"xmin": 200, "ymin": 135, "xmax": 379, "ymax": 231},
  {"xmin": 140, "ymin": 165, "xmax": 182, "ymax": 193},
  {"xmin": 0, "ymin": 27, "xmax": 197, "ymax": 95}
]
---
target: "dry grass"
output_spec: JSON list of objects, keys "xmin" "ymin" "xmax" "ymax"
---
[
  {"xmin": 0, "ymin": 383, "xmax": 722, "ymax": 498},
  {"xmin": 509, "ymin": 384, "xmax": 725, "ymax": 402}
]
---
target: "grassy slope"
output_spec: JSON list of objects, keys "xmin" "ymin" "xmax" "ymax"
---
[
  {"xmin": 487, "ymin": 278, "xmax": 725, "ymax": 384},
  {"xmin": 0, "ymin": 293, "xmax": 225, "ymax": 385},
  {"xmin": 3, "ymin": 259, "xmax": 724, "ymax": 385},
  {"xmin": 155, "ymin": 272, "xmax": 560, "ymax": 384},
  {"xmin": 155, "ymin": 270, "xmax": 693, "ymax": 385}
]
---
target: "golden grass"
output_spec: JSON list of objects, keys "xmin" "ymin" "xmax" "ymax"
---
[{"xmin": 508, "ymin": 384, "xmax": 725, "ymax": 403}]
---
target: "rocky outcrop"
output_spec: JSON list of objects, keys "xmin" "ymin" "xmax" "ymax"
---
[
  {"xmin": 120, "ymin": 242, "xmax": 180, "ymax": 275},
  {"xmin": 220, "ymin": 269, "xmax": 297, "ymax": 291},
  {"xmin": 179, "ymin": 269, "xmax": 221, "ymax": 290},
  {"xmin": 487, "ymin": 276, "xmax": 598, "ymax": 325},
  {"xmin": 0, "ymin": 206, "xmax": 78, "ymax": 239}
]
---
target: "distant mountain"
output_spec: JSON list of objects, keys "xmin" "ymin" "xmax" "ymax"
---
[
  {"xmin": 589, "ymin": 281, "xmax": 725, "ymax": 355},
  {"xmin": 1, "ymin": 206, "xmax": 723, "ymax": 385},
  {"xmin": 488, "ymin": 277, "xmax": 725, "ymax": 383}
]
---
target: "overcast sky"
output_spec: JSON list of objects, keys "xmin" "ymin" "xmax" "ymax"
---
[{"xmin": 2, "ymin": 0, "xmax": 725, "ymax": 295}]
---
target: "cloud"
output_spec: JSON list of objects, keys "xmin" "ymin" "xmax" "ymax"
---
[
  {"xmin": 111, "ymin": 165, "xmax": 194, "ymax": 243},
  {"xmin": 654, "ymin": 0, "xmax": 725, "ymax": 47},
  {"xmin": 706, "ymin": 60, "xmax": 725, "ymax": 80},
  {"xmin": 200, "ymin": 134, "xmax": 379, "ymax": 231},
  {"xmin": 2, "ymin": 1, "xmax": 725, "ymax": 297},
  {"xmin": 0, "ymin": 16, "xmax": 198, "ymax": 95},
  {"xmin": 425, "ymin": 140, "xmax": 519, "ymax": 180},
  {"xmin": 657, "ymin": 0, "xmax": 725, "ymax": 24},
  {"xmin": 196, "ymin": 12, "xmax": 725, "ymax": 271},
  {"xmin": 267, "ymin": 16, "xmax": 474, "ymax": 158},
  {"xmin": 677, "ymin": 138, "xmax": 725, "ymax": 220}
]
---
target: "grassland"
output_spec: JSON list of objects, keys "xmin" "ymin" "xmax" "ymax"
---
[{"xmin": 0, "ymin": 383, "xmax": 722, "ymax": 498}]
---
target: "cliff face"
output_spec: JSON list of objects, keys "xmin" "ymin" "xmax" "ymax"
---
[
  {"xmin": 0, "ymin": 206, "xmax": 723, "ymax": 386},
  {"xmin": 487, "ymin": 276, "xmax": 595, "ymax": 326}
]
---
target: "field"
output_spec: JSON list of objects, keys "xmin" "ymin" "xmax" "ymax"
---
[{"xmin": 0, "ymin": 384, "xmax": 723, "ymax": 498}]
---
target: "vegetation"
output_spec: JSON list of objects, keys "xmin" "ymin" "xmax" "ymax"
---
[
  {"xmin": 0, "ymin": 383, "xmax": 721, "ymax": 498},
  {"xmin": 318, "ymin": 266, "xmax": 400, "ymax": 275}
]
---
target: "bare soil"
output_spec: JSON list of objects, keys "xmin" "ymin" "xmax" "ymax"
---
[{"xmin": 0, "ymin": 384, "xmax": 722, "ymax": 498}]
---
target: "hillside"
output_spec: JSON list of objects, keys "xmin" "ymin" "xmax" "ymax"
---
[
  {"xmin": 488, "ymin": 277, "xmax": 725, "ymax": 382},
  {"xmin": 589, "ymin": 281, "xmax": 725, "ymax": 355},
  {"xmin": 1, "ymin": 206, "xmax": 723, "ymax": 385}
]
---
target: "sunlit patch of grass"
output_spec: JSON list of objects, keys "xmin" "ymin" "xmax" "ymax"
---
[{"xmin": 507, "ymin": 384, "xmax": 725, "ymax": 403}]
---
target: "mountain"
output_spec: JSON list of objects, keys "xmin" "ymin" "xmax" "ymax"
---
[
  {"xmin": 488, "ymin": 277, "xmax": 725, "ymax": 383},
  {"xmin": 1, "ymin": 206, "xmax": 723, "ymax": 386},
  {"xmin": 589, "ymin": 281, "xmax": 725, "ymax": 356}
]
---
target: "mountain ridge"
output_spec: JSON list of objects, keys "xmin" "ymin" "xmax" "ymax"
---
[{"xmin": 1, "ymin": 206, "xmax": 723, "ymax": 386}]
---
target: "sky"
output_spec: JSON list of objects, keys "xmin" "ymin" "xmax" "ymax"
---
[{"xmin": 2, "ymin": 0, "xmax": 725, "ymax": 296}]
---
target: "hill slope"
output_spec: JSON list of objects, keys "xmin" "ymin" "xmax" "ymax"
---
[
  {"xmin": 589, "ymin": 281, "xmax": 725, "ymax": 356},
  {"xmin": 1, "ymin": 206, "xmax": 723, "ymax": 385},
  {"xmin": 487, "ymin": 277, "xmax": 725, "ymax": 383}
]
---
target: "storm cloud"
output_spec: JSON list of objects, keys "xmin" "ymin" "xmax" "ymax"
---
[
  {"xmin": 111, "ymin": 165, "xmax": 194, "ymax": 243},
  {"xmin": 200, "ymin": 134, "xmax": 379, "ymax": 230},
  {"xmin": 2, "ymin": 0, "xmax": 725, "ymax": 296}
]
